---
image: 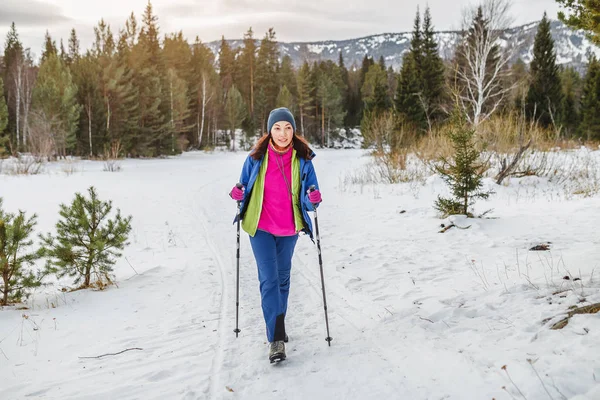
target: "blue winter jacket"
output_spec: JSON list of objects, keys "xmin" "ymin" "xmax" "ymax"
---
[{"xmin": 233, "ymin": 150, "xmax": 320, "ymax": 240}]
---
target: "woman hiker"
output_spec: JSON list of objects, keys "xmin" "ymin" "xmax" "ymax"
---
[{"xmin": 230, "ymin": 107, "xmax": 322, "ymax": 363}]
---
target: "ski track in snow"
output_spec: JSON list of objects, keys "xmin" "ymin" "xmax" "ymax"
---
[
  {"xmin": 1, "ymin": 149, "xmax": 600, "ymax": 399},
  {"xmin": 192, "ymin": 191, "xmax": 230, "ymax": 399}
]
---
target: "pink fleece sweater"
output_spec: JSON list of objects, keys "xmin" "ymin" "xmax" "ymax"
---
[{"xmin": 257, "ymin": 144, "xmax": 296, "ymax": 236}]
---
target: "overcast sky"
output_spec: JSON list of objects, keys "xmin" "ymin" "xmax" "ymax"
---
[{"xmin": 1, "ymin": 0, "xmax": 562, "ymax": 58}]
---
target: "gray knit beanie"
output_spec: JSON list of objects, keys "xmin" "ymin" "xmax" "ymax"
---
[{"xmin": 267, "ymin": 107, "xmax": 296, "ymax": 134}]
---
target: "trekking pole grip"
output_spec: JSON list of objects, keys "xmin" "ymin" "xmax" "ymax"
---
[
  {"xmin": 307, "ymin": 185, "xmax": 317, "ymax": 209},
  {"xmin": 235, "ymin": 182, "xmax": 243, "ymax": 205}
]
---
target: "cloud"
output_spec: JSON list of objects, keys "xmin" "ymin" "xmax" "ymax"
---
[
  {"xmin": 0, "ymin": 0, "xmax": 72, "ymax": 26},
  {"xmin": 168, "ymin": 0, "xmax": 562, "ymax": 42},
  {"xmin": 160, "ymin": 0, "xmax": 421, "ymax": 42},
  {"xmin": 162, "ymin": 0, "xmax": 401, "ymax": 26}
]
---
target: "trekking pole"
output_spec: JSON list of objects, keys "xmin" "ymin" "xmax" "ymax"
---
[
  {"xmin": 234, "ymin": 183, "xmax": 243, "ymax": 337},
  {"xmin": 308, "ymin": 185, "xmax": 333, "ymax": 346}
]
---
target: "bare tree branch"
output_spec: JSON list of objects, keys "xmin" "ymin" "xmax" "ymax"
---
[{"xmin": 78, "ymin": 347, "xmax": 143, "ymax": 359}]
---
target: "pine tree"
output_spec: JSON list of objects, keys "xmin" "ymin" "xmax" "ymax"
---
[
  {"xmin": 41, "ymin": 30, "xmax": 58, "ymax": 63},
  {"xmin": 560, "ymin": 85, "xmax": 579, "ymax": 138},
  {"xmin": 296, "ymin": 61, "xmax": 314, "ymax": 134},
  {"xmin": 359, "ymin": 55, "xmax": 375, "ymax": 92},
  {"xmin": 510, "ymin": 58, "xmax": 529, "ymax": 111},
  {"xmin": 162, "ymin": 32, "xmax": 192, "ymax": 77},
  {"xmin": 132, "ymin": 2, "xmax": 166, "ymax": 155},
  {"xmin": 276, "ymin": 85, "xmax": 294, "ymax": 110},
  {"xmin": 396, "ymin": 8, "xmax": 427, "ymax": 130},
  {"xmin": 315, "ymin": 61, "xmax": 346, "ymax": 146},
  {"xmin": 338, "ymin": 52, "xmax": 352, "ymax": 129},
  {"xmin": 362, "ymin": 64, "xmax": 391, "ymax": 113},
  {"xmin": 557, "ymin": 0, "xmax": 600, "ymax": 45},
  {"xmin": 40, "ymin": 187, "xmax": 132, "ymax": 288},
  {"xmin": 162, "ymin": 32, "xmax": 194, "ymax": 147},
  {"xmin": 559, "ymin": 66, "xmax": 581, "ymax": 138},
  {"xmin": 32, "ymin": 53, "xmax": 81, "ymax": 158},
  {"xmin": 125, "ymin": 12, "xmax": 138, "ymax": 48},
  {"xmin": 99, "ymin": 27, "xmax": 139, "ymax": 155},
  {"xmin": 237, "ymin": 28, "xmax": 257, "ymax": 118},
  {"xmin": 420, "ymin": 6, "xmax": 446, "ymax": 126},
  {"xmin": 218, "ymin": 36, "xmax": 235, "ymax": 93},
  {"xmin": 71, "ymin": 51, "xmax": 103, "ymax": 156},
  {"xmin": 434, "ymin": 115, "xmax": 492, "ymax": 217},
  {"xmin": 254, "ymin": 88, "xmax": 268, "ymax": 133},
  {"xmin": 525, "ymin": 13, "xmax": 562, "ymax": 129},
  {"xmin": 0, "ymin": 198, "xmax": 41, "ymax": 306},
  {"xmin": 278, "ymin": 55, "xmax": 297, "ymax": 99},
  {"xmin": 342, "ymin": 67, "xmax": 358, "ymax": 129},
  {"xmin": 59, "ymin": 39, "xmax": 67, "ymax": 64},
  {"xmin": 409, "ymin": 8, "xmax": 422, "ymax": 69},
  {"xmin": 580, "ymin": 55, "xmax": 600, "ymax": 140},
  {"xmin": 255, "ymin": 28, "xmax": 280, "ymax": 122},
  {"xmin": 396, "ymin": 53, "xmax": 424, "ymax": 129},
  {"xmin": 3, "ymin": 23, "xmax": 23, "ymax": 78},
  {"xmin": 225, "ymin": 85, "xmax": 246, "ymax": 151},
  {"xmin": 68, "ymin": 28, "xmax": 80, "ymax": 65},
  {"xmin": 166, "ymin": 67, "xmax": 192, "ymax": 152}
]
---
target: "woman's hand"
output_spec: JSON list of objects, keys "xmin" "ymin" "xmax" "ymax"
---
[
  {"xmin": 308, "ymin": 189, "xmax": 322, "ymax": 204},
  {"xmin": 230, "ymin": 185, "xmax": 244, "ymax": 201}
]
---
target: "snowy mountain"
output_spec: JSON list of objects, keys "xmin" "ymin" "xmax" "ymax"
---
[{"xmin": 207, "ymin": 19, "xmax": 600, "ymax": 72}]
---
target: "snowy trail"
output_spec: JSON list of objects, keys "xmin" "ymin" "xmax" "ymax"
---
[{"xmin": 1, "ymin": 149, "xmax": 599, "ymax": 399}]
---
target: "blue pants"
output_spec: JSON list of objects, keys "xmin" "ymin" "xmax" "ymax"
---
[{"xmin": 249, "ymin": 229, "xmax": 299, "ymax": 342}]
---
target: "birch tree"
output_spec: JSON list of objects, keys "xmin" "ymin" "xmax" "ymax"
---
[
  {"xmin": 4, "ymin": 23, "xmax": 24, "ymax": 149},
  {"xmin": 191, "ymin": 38, "xmax": 215, "ymax": 148},
  {"xmin": 20, "ymin": 50, "xmax": 36, "ymax": 149},
  {"xmin": 197, "ymin": 70, "xmax": 214, "ymax": 148},
  {"xmin": 453, "ymin": 0, "xmax": 515, "ymax": 126}
]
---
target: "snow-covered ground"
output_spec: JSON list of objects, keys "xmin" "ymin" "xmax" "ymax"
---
[{"xmin": 1, "ymin": 148, "xmax": 599, "ymax": 400}]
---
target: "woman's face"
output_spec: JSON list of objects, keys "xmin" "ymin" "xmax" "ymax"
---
[{"xmin": 271, "ymin": 121, "xmax": 294, "ymax": 148}]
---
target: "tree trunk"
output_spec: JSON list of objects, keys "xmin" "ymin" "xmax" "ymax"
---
[
  {"xmin": 2, "ymin": 284, "xmax": 7, "ymax": 306},
  {"xmin": 199, "ymin": 74, "xmax": 208, "ymax": 147},
  {"xmin": 106, "ymin": 99, "xmax": 111, "ymax": 139},
  {"xmin": 197, "ymin": 110, "xmax": 201, "ymax": 148},
  {"xmin": 13, "ymin": 63, "xmax": 22, "ymax": 149},
  {"xmin": 86, "ymin": 95, "xmax": 93, "ymax": 157},
  {"xmin": 84, "ymin": 268, "xmax": 91, "ymax": 287},
  {"xmin": 21, "ymin": 69, "xmax": 32, "ymax": 148},
  {"xmin": 300, "ymin": 106, "xmax": 304, "ymax": 135},
  {"xmin": 321, "ymin": 104, "xmax": 325, "ymax": 147},
  {"xmin": 170, "ymin": 77, "xmax": 174, "ymax": 153},
  {"xmin": 327, "ymin": 116, "xmax": 331, "ymax": 147},
  {"xmin": 84, "ymin": 247, "xmax": 94, "ymax": 287},
  {"xmin": 2, "ymin": 268, "xmax": 9, "ymax": 305},
  {"xmin": 250, "ymin": 59, "xmax": 254, "ymax": 115}
]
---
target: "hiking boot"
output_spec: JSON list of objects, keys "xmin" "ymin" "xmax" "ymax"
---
[{"xmin": 269, "ymin": 340, "xmax": 286, "ymax": 363}]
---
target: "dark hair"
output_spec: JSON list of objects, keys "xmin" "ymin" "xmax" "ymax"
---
[{"xmin": 250, "ymin": 133, "xmax": 314, "ymax": 160}]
